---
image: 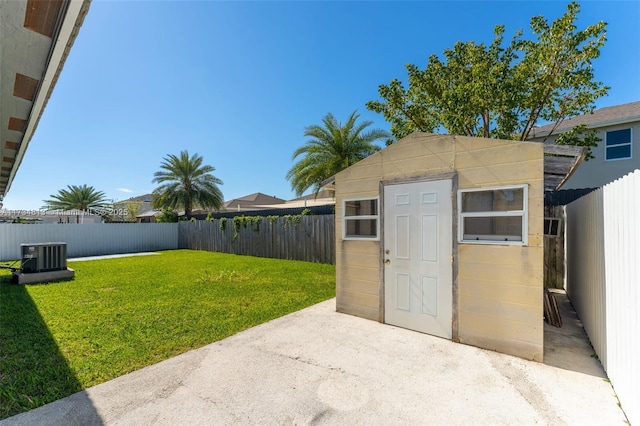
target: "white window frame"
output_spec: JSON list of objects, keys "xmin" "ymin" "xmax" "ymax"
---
[
  {"xmin": 605, "ymin": 128, "xmax": 633, "ymax": 161},
  {"xmin": 458, "ymin": 184, "xmax": 528, "ymax": 246},
  {"xmin": 342, "ymin": 197, "xmax": 380, "ymax": 241}
]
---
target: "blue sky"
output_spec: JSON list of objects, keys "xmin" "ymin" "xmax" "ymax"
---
[{"xmin": 4, "ymin": 0, "xmax": 639, "ymax": 210}]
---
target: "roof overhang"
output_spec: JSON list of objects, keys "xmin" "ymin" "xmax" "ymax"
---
[
  {"xmin": 319, "ymin": 175, "xmax": 335, "ymax": 191},
  {"xmin": 0, "ymin": 0, "xmax": 91, "ymax": 200},
  {"xmin": 319, "ymin": 143, "xmax": 586, "ymax": 193},
  {"xmin": 543, "ymin": 144, "xmax": 586, "ymax": 191}
]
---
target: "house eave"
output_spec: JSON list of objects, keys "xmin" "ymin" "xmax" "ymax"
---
[
  {"xmin": 1, "ymin": 0, "xmax": 92, "ymax": 200},
  {"xmin": 531, "ymin": 115, "xmax": 640, "ymax": 139}
]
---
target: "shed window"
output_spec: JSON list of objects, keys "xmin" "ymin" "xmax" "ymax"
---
[
  {"xmin": 605, "ymin": 128, "xmax": 632, "ymax": 160},
  {"xmin": 343, "ymin": 198, "xmax": 379, "ymax": 240},
  {"xmin": 458, "ymin": 185, "xmax": 528, "ymax": 245}
]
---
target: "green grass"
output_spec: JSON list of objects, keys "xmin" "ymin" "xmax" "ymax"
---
[{"xmin": 0, "ymin": 250, "xmax": 335, "ymax": 419}]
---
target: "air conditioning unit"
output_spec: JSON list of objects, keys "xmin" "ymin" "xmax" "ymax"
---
[{"xmin": 21, "ymin": 242, "xmax": 68, "ymax": 273}]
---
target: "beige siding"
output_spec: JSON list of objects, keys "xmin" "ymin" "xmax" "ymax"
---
[
  {"xmin": 455, "ymin": 136, "xmax": 544, "ymax": 361},
  {"xmin": 335, "ymin": 238, "xmax": 380, "ymax": 320},
  {"xmin": 458, "ymin": 245, "xmax": 544, "ymax": 360},
  {"xmin": 335, "ymin": 133, "xmax": 544, "ymax": 361}
]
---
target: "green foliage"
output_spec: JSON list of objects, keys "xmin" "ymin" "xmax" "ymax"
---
[
  {"xmin": 286, "ymin": 110, "xmax": 390, "ymax": 196},
  {"xmin": 283, "ymin": 208, "xmax": 311, "ymax": 230},
  {"xmin": 205, "ymin": 213, "xmax": 214, "ymax": 221},
  {"xmin": 42, "ymin": 184, "xmax": 107, "ymax": 213},
  {"xmin": 0, "ymin": 251, "xmax": 335, "ymax": 419},
  {"xmin": 367, "ymin": 2, "xmax": 608, "ymax": 150},
  {"xmin": 155, "ymin": 208, "xmax": 178, "ymax": 223},
  {"xmin": 125, "ymin": 203, "xmax": 140, "ymax": 223},
  {"xmin": 267, "ymin": 215, "xmax": 279, "ymax": 224},
  {"xmin": 227, "ymin": 210, "xmax": 313, "ymax": 240},
  {"xmin": 232, "ymin": 216, "xmax": 262, "ymax": 241},
  {"xmin": 152, "ymin": 151, "xmax": 224, "ymax": 218},
  {"xmin": 219, "ymin": 217, "xmax": 227, "ymax": 231}
]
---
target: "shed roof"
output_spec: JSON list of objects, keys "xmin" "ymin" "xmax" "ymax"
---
[{"xmin": 542, "ymin": 144, "xmax": 586, "ymax": 191}]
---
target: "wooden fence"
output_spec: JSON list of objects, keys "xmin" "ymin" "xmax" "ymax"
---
[
  {"xmin": 565, "ymin": 169, "xmax": 639, "ymax": 426},
  {"xmin": 178, "ymin": 215, "xmax": 335, "ymax": 264},
  {"xmin": 543, "ymin": 205, "xmax": 565, "ymax": 289}
]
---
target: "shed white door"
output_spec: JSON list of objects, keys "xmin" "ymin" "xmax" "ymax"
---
[{"xmin": 384, "ymin": 179, "xmax": 453, "ymax": 339}]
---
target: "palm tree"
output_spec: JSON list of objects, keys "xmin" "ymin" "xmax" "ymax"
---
[
  {"xmin": 286, "ymin": 110, "xmax": 390, "ymax": 196},
  {"xmin": 152, "ymin": 151, "xmax": 223, "ymax": 218},
  {"xmin": 42, "ymin": 184, "xmax": 108, "ymax": 223}
]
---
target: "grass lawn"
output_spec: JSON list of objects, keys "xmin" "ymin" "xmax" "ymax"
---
[{"xmin": 0, "ymin": 250, "xmax": 335, "ymax": 419}]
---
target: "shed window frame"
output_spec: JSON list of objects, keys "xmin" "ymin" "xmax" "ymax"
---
[
  {"xmin": 342, "ymin": 197, "xmax": 380, "ymax": 241},
  {"xmin": 605, "ymin": 128, "xmax": 632, "ymax": 161},
  {"xmin": 458, "ymin": 184, "xmax": 528, "ymax": 246}
]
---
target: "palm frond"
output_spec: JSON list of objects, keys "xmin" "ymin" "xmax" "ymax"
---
[
  {"xmin": 286, "ymin": 110, "xmax": 390, "ymax": 196},
  {"xmin": 151, "ymin": 151, "xmax": 224, "ymax": 216}
]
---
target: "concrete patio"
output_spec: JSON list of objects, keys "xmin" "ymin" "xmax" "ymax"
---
[{"xmin": 1, "ymin": 297, "xmax": 628, "ymax": 425}]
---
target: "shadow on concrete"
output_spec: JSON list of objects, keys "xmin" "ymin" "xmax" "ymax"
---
[
  {"xmin": 0, "ymin": 275, "xmax": 103, "ymax": 424},
  {"xmin": 543, "ymin": 289, "xmax": 607, "ymax": 378}
]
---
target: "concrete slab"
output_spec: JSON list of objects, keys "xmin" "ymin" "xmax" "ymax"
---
[
  {"xmin": 69, "ymin": 252, "xmax": 160, "ymax": 262},
  {"xmin": 1, "ymin": 299, "xmax": 629, "ymax": 425},
  {"xmin": 544, "ymin": 289, "xmax": 607, "ymax": 378},
  {"xmin": 12, "ymin": 268, "xmax": 74, "ymax": 284}
]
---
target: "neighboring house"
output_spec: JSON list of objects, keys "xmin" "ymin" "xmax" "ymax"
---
[
  {"xmin": 215, "ymin": 190, "xmax": 335, "ymax": 215},
  {"xmin": 39, "ymin": 212, "xmax": 103, "ymax": 224},
  {"xmin": 136, "ymin": 210, "xmax": 160, "ymax": 223},
  {"xmin": 529, "ymin": 101, "xmax": 640, "ymax": 189},
  {"xmin": 115, "ymin": 193, "xmax": 154, "ymax": 221},
  {"xmin": 276, "ymin": 190, "xmax": 335, "ymax": 209},
  {"xmin": 137, "ymin": 191, "xmax": 336, "ymax": 221},
  {"xmin": 331, "ymin": 132, "xmax": 583, "ymax": 362},
  {"xmin": 136, "ymin": 192, "xmax": 287, "ymax": 222},
  {"xmin": 221, "ymin": 193, "xmax": 285, "ymax": 212}
]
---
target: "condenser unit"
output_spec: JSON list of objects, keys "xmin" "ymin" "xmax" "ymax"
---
[{"xmin": 21, "ymin": 242, "xmax": 68, "ymax": 273}]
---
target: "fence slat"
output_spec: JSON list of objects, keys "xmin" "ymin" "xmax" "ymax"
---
[{"xmin": 176, "ymin": 215, "xmax": 335, "ymax": 264}]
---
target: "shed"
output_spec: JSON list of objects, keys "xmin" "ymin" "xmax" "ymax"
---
[{"xmin": 332, "ymin": 132, "xmax": 584, "ymax": 362}]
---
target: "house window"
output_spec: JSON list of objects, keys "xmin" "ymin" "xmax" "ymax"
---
[
  {"xmin": 458, "ymin": 185, "xmax": 528, "ymax": 245},
  {"xmin": 605, "ymin": 128, "xmax": 632, "ymax": 161},
  {"xmin": 343, "ymin": 198, "xmax": 379, "ymax": 240}
]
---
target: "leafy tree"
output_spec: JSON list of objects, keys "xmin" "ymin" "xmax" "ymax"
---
[
  {"xmin": 42, "ymin": 184, "xmax": 108, "ymax": 223},
  {"xmin": 367, "ymin": 1, "xmax": 608, "ymax": 156},
  {"xmin": 152, "ymin": 151, "xmax": 223, "ymax": 218},
  {"xmin": 125, "ymin": 202, "xmax": 140, "ymax": 223},
  {"xmin": 155, "ymin": 208, "xmax": 179, "ymax": 223},
  {"xmin": 286, "ymin": 110, "xmax": 390, "ymax": 196}
]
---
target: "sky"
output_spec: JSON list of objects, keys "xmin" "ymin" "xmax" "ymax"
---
[{"xmin": 3, "ymin": 0, "xmax": 639, "ymax": 210}]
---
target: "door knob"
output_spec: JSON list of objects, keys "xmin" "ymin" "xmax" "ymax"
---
[{"xmin": 385, "ymin": 259, "xmax": 391, "ymax": 265}]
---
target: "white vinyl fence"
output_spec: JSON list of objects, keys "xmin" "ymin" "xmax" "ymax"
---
[
  {"xmin": 565, "ymin": 169, "xmax": 639, "ymax": 425},
  {"xmin": 0, "ymin": 223, "xmax": 179, "ymax": 260}
]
